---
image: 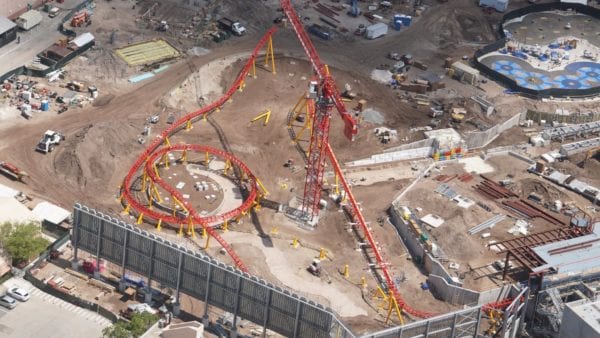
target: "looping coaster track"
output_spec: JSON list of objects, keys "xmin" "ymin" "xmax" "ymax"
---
[{"xmin": 119, "ymin": 1, "xmax": 437, "ymax": 319}]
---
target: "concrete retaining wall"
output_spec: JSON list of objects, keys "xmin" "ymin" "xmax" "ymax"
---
[
  {"xmin": 464, "ymin": 111, "xmax": 526, "ymax": 149},
  {"xmin": 428, "ymin": 274, "xmax": 480, "ymax": 305},
  {"xmin": 347, "ymin": 146, "xmax": 433, "ymax": 166},
  {"xmin": 384, "ymin": 138, "xmax": 434, "ymax": 153}
]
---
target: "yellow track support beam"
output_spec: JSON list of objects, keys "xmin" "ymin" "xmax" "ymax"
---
[
  {"xmin": 148, "ymin": 196, "xmax": 153, "ymax": 210},
  {"xmin": 324, "ymin": 64, "xmax": 330, "ymax": 76},
  {"xmin": 136, "ymin": 213, "xmax": 144, "ymax": 225},
  {"xmin": 343, "ymin": 264, "xmax": 349, "ymax": 279},
  {"xmin": 161, "ymin": 153, "xmax": 170, "ymax": 169},
  {"xmin": 335, "ymin": 174, "xmax": 340, "ymax": 196},
  {"xmin": 156, "ymin": 219, "xmax": 162, "ymax": 231},
  {"xmin": 270, "ymin": 227, "xmax": 279, "ymax": 235},
  {"xmin": 180, "ymin": 149, "xmax": 187, "ymax": 164},
  {"xmin": 205, "ymin": 152, "xmax": 210, "ymax": 166},
  {"xmin": 204, "ymin": 232, "xmax": 210, "ymax": 249},
  {"xmin": 141, "ymin": 171, "xmax": 148, "ymax": 192},
  {"xmin": 223, "ymin": 160, "xmax": 232, "ymax": 176},
  {"xmin": 164, "ymin": 137, "xmax": 171, "ymax": 146},
  {"xmin": 251, "ymin": 59, "xmax": 257, "ymax": 79},
  {"xmin": 185, "ymin": 119, "xmax": 192, "ymax": 131},
  {"xmin": 292, "ymin": 238, "xmax": 299, "ymax": 248},
  {"xmin": 202, "ymin": 227, "xmax": 207, "ymax": 239},
  {"xmin": 122, "ymin": 204, "xmax": 130, "ymax": 215},
  {"xmin": 385, "ymin": 290, "xmax": 405, "ymax": 325},
  {"xmin": 178, "ymin": 223, "xmax": 184, "ymax": 237},
  {"xmin": 361, "ymin": 276, "xmax": 367, "ymax": 290},
  {"xmin": 251, "ymin": 110, "xmax": 271, "ymax": 126},
  {"xmin": 187, "ymin": 218, "xmax": 194, "ymax": 237},
  {"xmin": 238, "ymin": 79, "xmax": 245, "ymax": 92},
  {"xmin": 265, "ymin": 35, "xmax": 276, "ymax": 74},
  {"xmin": 222, "ymin": 220, "xmax": 228, "ymax": 232},
  {"xmin": 319, "ymin": 248, "xmax": 327, "ymax": 260},
  {"xmin": 151, "ymin": 183, "xmax": 162, "ymax": 203},
  {"xmin": 256, "ymin": 178, "xmax": 269, "ymax": 196},
  {"xmin": 153, "ymin": 164, "xmax": 160, "ymax": 179}
]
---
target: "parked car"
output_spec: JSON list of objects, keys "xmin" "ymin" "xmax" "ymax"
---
[
  {"xmin": 7, "ymin": 287, "xmax": 30, "ymax": 302},
  {"xmin": 0, "ymin": 295, "xmax": 17, "ymax": 309}
]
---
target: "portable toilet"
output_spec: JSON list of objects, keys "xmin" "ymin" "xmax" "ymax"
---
[{"xmin": 41, "ymin": 100, "xmax": 49, "ymax": 111}]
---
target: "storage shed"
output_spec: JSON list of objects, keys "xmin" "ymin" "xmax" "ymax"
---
[
  {"xmin": 0, "ymin": 16, "xmax": 16, "ymax": 48},
  {"xmin": 450, "ymin": 62, "xmax": 480, "ymax": 85}
]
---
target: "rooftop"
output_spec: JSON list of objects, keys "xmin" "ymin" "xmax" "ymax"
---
[
  {"xmin": 0, "ymin": 16, "xmax": 15, "ymax": 33},
  {"xmin": 533, "ymin": 227, "xmax": 600, "ymax": 274},
  {"xmin": 565, "ymin": 299, "xmax": 600, "ymax": 334}
]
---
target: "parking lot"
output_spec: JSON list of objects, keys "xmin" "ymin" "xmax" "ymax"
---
[{"xmin": 0, "ymin": 277, "xmax": 111, "ymax": 338}]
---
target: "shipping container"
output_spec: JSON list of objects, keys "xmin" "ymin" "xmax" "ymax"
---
[{"xmin": 16, "ymin": 10, "xmax": 42, "ymax": 31}]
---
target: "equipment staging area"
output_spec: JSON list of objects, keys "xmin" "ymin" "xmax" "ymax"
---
[{"xmin": 0, "ymin": 0, "xmax": 599, "ymax": 337}]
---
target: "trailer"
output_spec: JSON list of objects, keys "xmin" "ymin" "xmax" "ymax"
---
[
  {"xmin": 0, "ymin": 162, "xmax": 28, "ymax": 182},
  {"xmin": 308, "ymin": 24, "xmax": 331, "ymax": 40},
  {"xmin": 365, "ymin": 23, "xmax": 388, "ymax": 40},
  {"xmin": 16, "ymin": 10, "xmax": 42, "ymax": 31}
]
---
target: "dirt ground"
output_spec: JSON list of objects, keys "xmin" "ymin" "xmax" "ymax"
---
[{"xmin": 1, "ymin": 0, "xmax": 599, "ymax": 334}]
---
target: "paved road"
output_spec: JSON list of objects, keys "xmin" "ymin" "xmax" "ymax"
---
[{"xmin": 0, "ymin": 0, "xmax": 84, "ymax": 75}]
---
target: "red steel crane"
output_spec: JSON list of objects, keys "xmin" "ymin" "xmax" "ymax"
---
[
  {"xmin": 280, "ymin": 0, "xmax": 437, "ymax": 319},
  {"xmin": 280, "ymin": 0, "xmax": 357, "ymax": 223}
]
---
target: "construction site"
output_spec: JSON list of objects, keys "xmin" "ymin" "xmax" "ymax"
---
[{"xmin": 0, "ymin": 0, "xmax": 599, "ymax": 337}]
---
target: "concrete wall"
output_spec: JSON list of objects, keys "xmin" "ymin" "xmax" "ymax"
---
[
  {"xmin": 464, "ymin": 110, "xmax": 526, "ymax": 149},
  {"xmin": 0, "ymin": 0, "xmax": 43, "ymax": 19},
  {"xmin": 347, "ymin": 146, "xmax": 433, "ymax": 166},
  {"xmin": 428, "ymin": 274, "xmax": 480, "ymax": 305},
  {"xmin": 383, "ymin": 138, "xmax": 434, "ymax": 153}
]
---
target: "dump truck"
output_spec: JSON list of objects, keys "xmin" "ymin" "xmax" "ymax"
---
[
  {"xmin": 365, "ymin": 23, "xmax": 388, "ymax": 39},
  {"xmin": 36, "ymin": 130, "xmax": 65, "ymax": 153},
  {"xmin": 217, "ymin": 17, "xmax": 246, "ymax": 36}
]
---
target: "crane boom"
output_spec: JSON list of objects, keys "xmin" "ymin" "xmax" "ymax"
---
[{"xmin": 280, "ymin": 0, "xmax": 357, "ymax": 139}]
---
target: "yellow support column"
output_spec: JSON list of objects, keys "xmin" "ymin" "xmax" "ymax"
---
[
  {"xmin": 252, "ymin": 58, "xmax": 257, "ymax": 79},
  {"xmin": 153, "ymin": 164, "xmax": 160, "ymax": 178},
  {"xmin": 136, "ymin": 213, "xmax": 144, "ymax": 224},
  {"xmin": 238, "ymin": 79, "xmax": 245, "ymax": 92},
  {"xmin": 335, "ymin": 174, "xmax": 340, "ymax": 196},
  {"xmin": 178, "ymin": 223, "xmax": 184, "ymax": 237},
  {"xmin": 270, "ymin": 227, "xmax": 279, "ymax": 235},
  {"xmin": 205, "ymin": 152, "xmax": 210, "ymax": 166},
  {"xmin": 152, "ymin": 184, "xmax": 162, "ymax": 203},
  {"xmin": 164, "ymin": 137, "xmax": 171, "ymax": 146},
  {"xmin": 180, "ymin": 149, "xmax": 187, "ymax": 164},
  {"xmin": 292, "ymin": 238, "xmax": 299, "ymax": 248},
  {"xmin": 148, "ymin": 196, "xmax": 153, "ymax": 210},
  {"xmin": 361, "ymin": 276, "xmax": 367, "ymax": 290},
  {"xmin": 185, "ymin": 119, "xmax": 192, "ymax": 131},
  {"xmin": 222, "ymin": 220, "xmax": 228, "ymax": 232},
  {"xmin": 187, "ymin": 218, "xmax": 194, "ymax": 236},
  {"xmin": 385, "ymin": 291, "xmax": 404, "ymax": 325},
  {"xmin": 223, "ymin": 160, "xmax": 232, "ymax": 176},
  {"xmin": 343, "ymin": 264, "xmax": 349, "ymax": 279},
  {"xmin": 202, "ymin": 227, "xmax": 207, "ymax": 239},
  {"xmin": 141, "ymin": 171, "xmax": 148, "ymax": 192},
  {"xmin": 156, "ymin": 219, "xmax": 162, "ymax": 231},
  {"xmin": 319, "ymin": 248, "xmax": 327, "ymax": 260},
  {"xmin": 324, "ymin": 64, "xmax": 330, "ymax": 76},
  {"xmin": 256, "ymin": 178, "xmax": 269, "ymax": 196},
  {"xmin": 162, "ymin": 153, "xmax": 170, "ymax": 169},
  {"xmin": 122, "ymin": 204, "xmax": 130, "ymax": 215},
  {"xmin": 265, "ymin": 35, "xmax": 276, "ymax": 74},
  {"xmin": 204, "ymin": 233, "xmax": 211, "ymax": 249}
]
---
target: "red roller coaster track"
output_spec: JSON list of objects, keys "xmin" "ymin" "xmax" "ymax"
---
[{"xmin": 120, "ymin": 2, "xmax": 437, "ymax": 318}]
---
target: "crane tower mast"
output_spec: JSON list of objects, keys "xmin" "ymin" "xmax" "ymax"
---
[{"xmin": 280, "ymin": 0, "xmax": 357, "ymax": 223}]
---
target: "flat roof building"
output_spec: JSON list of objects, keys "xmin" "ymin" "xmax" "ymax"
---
[
  {"xmin": 560, "ymin": 299, "xmax": 600, "ymax": 338},
  {"xmin": 0, "ymin": 16, "xmax": 17, "ymax": 49}
]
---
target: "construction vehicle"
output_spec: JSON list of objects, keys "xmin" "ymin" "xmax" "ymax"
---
[
  {"xmin": 48, "ymin": 7, "xmax": 60, "ymax": 18},
  {"xmin": 70, "ymin": 11, "xmax": 91, "ymax": 27},
  {"xmin": 450, "ymin": 107, "xmax": 467, "ymax": 123},
  {"xmin": 307, "ymin": 259, "xmax": 322, "ymax": 277},
  {"xmin": 217, "ymin": 18, "xmax": 246, "ymax": 36},
  {"xmin": 66, "ymin": 81, "xmax": 84, "ymax": 92},
  {"xmin": 0, "ymin": 162, "xmax": 28, "ymax": 182},
  {"xmin": 36, "ymin": 130, "xmax": 65, "ymax": 154},
  {"xmin": 578, "ymin": 146, "xmax": 600, "ymax": 168},
  {"xmin": 158, "ymin": 20, "xmax": 169, "ymax": 32}
]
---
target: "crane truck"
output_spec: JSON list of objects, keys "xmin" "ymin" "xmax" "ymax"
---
[
  {"xmin": 0, "ymin": 162, "xmax": 28, "ymax": 182},
  {"xmin": 36, "ymin": 130, "xmax": 65, "ymax": 153},
  {"xmin": 217, "ymin": 18, "xmax": 246, "ymax": 36}
]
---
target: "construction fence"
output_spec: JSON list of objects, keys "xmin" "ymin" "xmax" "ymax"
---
[
  {"xmin": 526, "ymin": 110, "xmax": 600, "ymax": 125},
  {"xmin": 71, "ymin": 204, "xmax": 354, "ymax": 338}
]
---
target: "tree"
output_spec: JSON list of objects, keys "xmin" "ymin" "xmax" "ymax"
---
[
  {"xmin": 0, "ymin": 222, "xmax": 49, "ymax": 264},
  {"xmin": 103, "ymin": 312, "xmax": 159, "ymax": 338},
  {"xmin": 102, "ymin": 322, "xmax": 130, "ymax": 338}
]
